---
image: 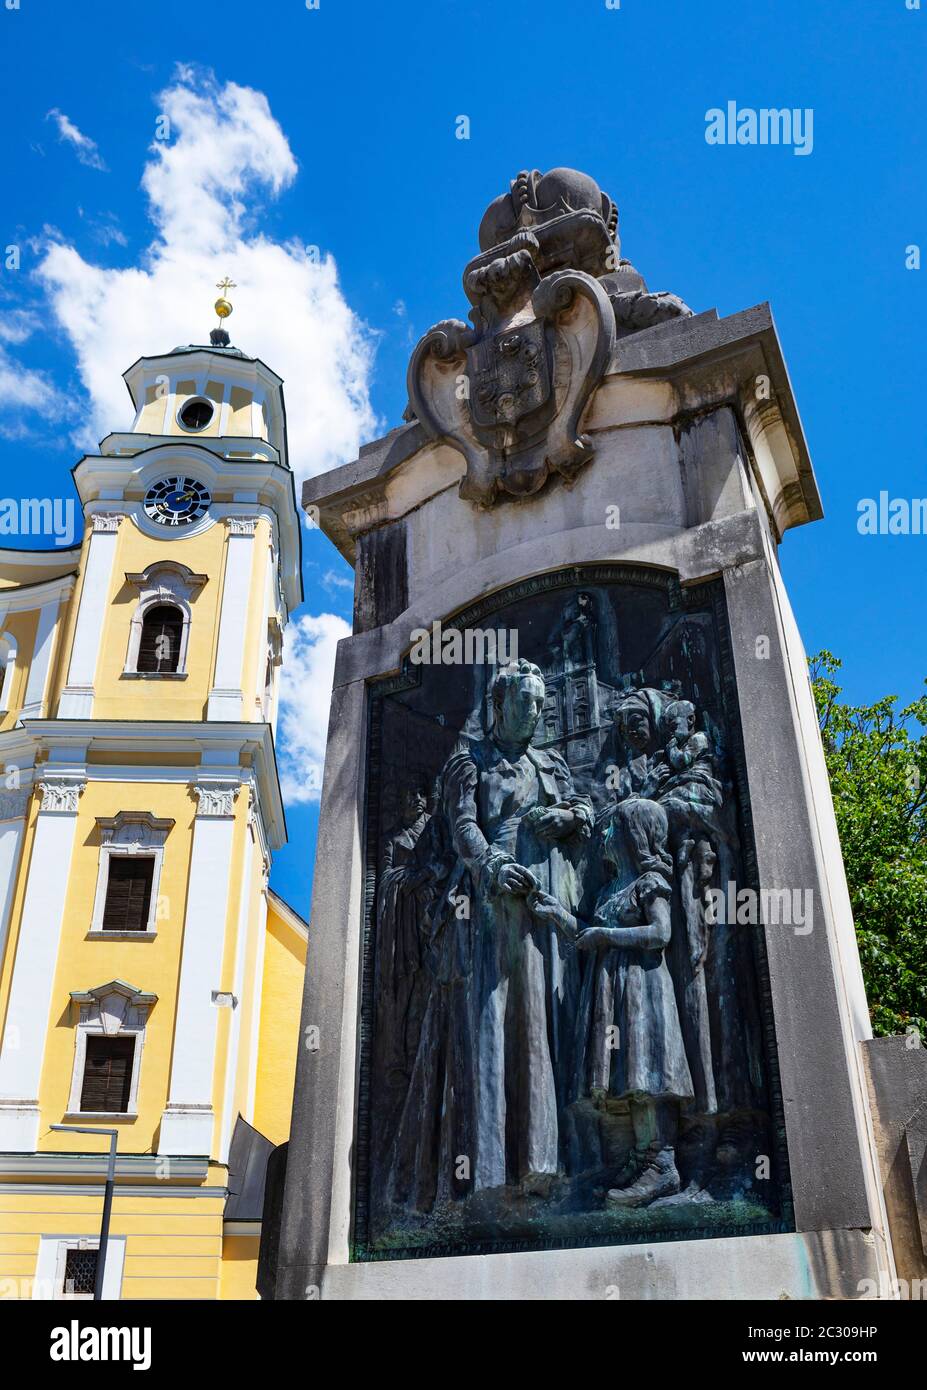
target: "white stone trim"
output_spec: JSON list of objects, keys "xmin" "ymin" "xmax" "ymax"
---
[
  {"xmin": 245, "ymin": 876, "xmax": 270, "ymax": 1122},
  {"xmin": 89, "ymin": 812, "xmax": 174, "ymax": 937},
  {"xmin": 227, "ymin": 516, "xmax": 259, "ymax": 537},
  {"xmin": 0, "ymin": 786, "xmax": 29, "ymax": 986},
  {"xmin": 192, "ymin": 778, "xmax": 240, "ymax": 818},
  {"xmin": 219, "ymin": 815, "xmax": 256, "ymax": 1163},
  {"xmin": 0, "ymin": 778, "xmax": 84, "ymax": 1150},
  {"xmin": 59, "ymin": 515, "xmax": 125, "ymax": 717},
  {"xmin": 217, "ymin": 380, "xmax": 232, "ymax": 437},
  {"xmin": 262, "ymin": 615, "xmax": 284, "ymax": 727},
  {"xmin": 37, "ymin": 775, "xmax": 87, "ymax": 814},
  {"xmin": 0, "ymin": 632, "xmax": 17, "ymax": 712},
  {"xmin": 17, "ymin": 722, "xmax": 286, "ymax": 853},
  {"xmin": 207, "ymin": 518, "xmax": 259, "ymax": 720},
  {"xmin": 33, "ymin": 1234, "xmax": 126, "ymax": 1301},
  {"xmin": 122, "ymin": 561, "xmax": 207, "ymax": 676},
  {"xmin": 159, "ymin": 785, "xmax": 240, "ymax": 1155},
  {"xmin": 91, "ymin": 513, "xmax": 125, "ymax": 534},
  {"xmin": 21, "ymin": 595, "xmax": 66, "ymax": 719},
  {"xmin": 66, "ymin": 981, "xmax": 156, "ymax": 1117},
  {"xmin": 0, "ymin": 785, "xmax": 31, "ymax": 822}
]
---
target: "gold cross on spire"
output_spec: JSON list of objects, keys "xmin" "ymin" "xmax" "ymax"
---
[{"xmin": 214, "ymin": 277, "xmax": 236, "ymax": 324}]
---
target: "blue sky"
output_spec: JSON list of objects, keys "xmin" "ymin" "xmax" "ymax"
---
[{"xmin": 0, "ymin": 0, "xmax": 924, "ymax": 917}]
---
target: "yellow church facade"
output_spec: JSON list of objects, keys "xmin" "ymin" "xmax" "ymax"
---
[{"xmin": 0, "ymin": 320, "xmax": 307, "ymax": 1300}]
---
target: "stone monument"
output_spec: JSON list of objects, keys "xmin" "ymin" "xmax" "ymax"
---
[{"xmin": 271, "ymin": 168, "xmax": 899, "ymax": 1299}]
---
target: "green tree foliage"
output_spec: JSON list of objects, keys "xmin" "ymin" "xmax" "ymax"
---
[{"xmin": 809, "ymin": 651, "xmax": 927, "ymax": 1039}]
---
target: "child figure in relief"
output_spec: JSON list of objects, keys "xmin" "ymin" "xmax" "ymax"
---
[{"xmin": 528, "ymin": 795, "xmax": 694, "ymax": 1208}]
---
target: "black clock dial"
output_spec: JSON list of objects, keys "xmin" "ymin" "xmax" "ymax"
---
[{"xmin": 143, "ymin": 476, "xmax": 211, "ymax": 528}]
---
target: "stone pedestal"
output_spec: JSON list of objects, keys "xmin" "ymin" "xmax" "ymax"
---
[{"xmin": 272, "ymin": 168, "xmax": 895, "ymax": 1300}]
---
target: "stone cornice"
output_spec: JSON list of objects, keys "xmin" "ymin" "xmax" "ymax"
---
[
  {"xmin": 0, "ymin": 572, "xmax": 77, "ymax": 612},
  {"xmin": 19, "ymin": 720, "xmax": 286, "ymax": 850},
  {"xmin": 302, "ymin": 302, "xmax": 820, "ymax": 560},
  {"xmin": 0, "ymin": 1152, "xmax": 210, "ymax": 1180}
]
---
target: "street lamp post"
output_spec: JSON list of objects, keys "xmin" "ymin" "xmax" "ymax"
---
[{"xmin": 50, "ymin": 1124, "xmax": 118, "ymax": 1301}]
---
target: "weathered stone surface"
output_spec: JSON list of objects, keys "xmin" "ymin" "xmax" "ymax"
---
[
  {"xmin": 320, "ymin": 1228, "xmax": 880, "ymax": 1301},
  {"xmin": 404, "ymin": 167, "xmax": 697, "ymax": 509},
  {"xmin": 275, "ymin": 167, "xmax": 893, "ymax": 1299},
  {"xmin": 862, "ymin": 1036, "xmax": 927, "ymax": 1282},
  {"xmin": 356, "ymin": 577, "xmax": 789, "ymax": 1260}
]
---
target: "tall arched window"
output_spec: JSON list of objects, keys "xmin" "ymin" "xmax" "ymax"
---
[
  {"xmin": 123, "ymin": 562, "xmax": 206, "ymax": 679},
  {"xmin": 137, "ymin": 605, "xmax": 183, "ymax": 674}
]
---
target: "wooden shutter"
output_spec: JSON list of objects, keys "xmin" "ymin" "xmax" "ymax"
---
[
  {"xmin": 80, "ymin": 1036, "xmax": 135, "ymax": 1113},
  {"xmin": 102, "ymin": 857, "xmax": 154, "ymax": 932},
  {"xmin": 137, "ymin": 605, "xmax": 183, "ymax": 673}
]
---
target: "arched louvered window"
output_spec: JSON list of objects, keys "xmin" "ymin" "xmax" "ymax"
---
[{"xmin": 137, "ymin": 605, "xmax": 183, "ymax": 674}]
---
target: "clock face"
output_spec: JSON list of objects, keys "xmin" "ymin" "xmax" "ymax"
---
[{"xmin": 144, "ymin": 476, "xmax": 211, "ymax": 528}]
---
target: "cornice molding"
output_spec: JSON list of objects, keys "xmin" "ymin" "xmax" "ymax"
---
[
  {"xmin": 19, "ymin": 719, "xmax": 286, "ymax": 850},
  {"xmin": 0, "ymin": 572, "xmax": 76, "ymax": 613}
]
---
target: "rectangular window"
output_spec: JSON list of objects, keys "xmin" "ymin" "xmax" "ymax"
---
[
  {"xmin": 79, "ymin": 1036, "xmax": 135, "ymax": 1113},
  {"xmin": 102, "ymin": 856, "xmax": 154, "ymax": 932},
  {"xmin": 62, "ymin": 1246, "xmax": 98, "ymax": 1298}
]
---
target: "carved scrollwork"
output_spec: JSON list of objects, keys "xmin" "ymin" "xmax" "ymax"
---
[
  {"xmin": 38, "ymin": 776, "xmax": 86, "ymax": 814},
  {"xmin": 405, "ymin": 167, "xmax": 692, "ymax": 507},
  {"xmin": 192, "ymin": 779, "xmax": 241, "ymax": 818},
  {"xmin": 0, "ymin": 787, "xmax": 31, "ymax": 822},
  {"xmin": 407, "ymin": 267, "xmax": 615, "ymax": 508}
]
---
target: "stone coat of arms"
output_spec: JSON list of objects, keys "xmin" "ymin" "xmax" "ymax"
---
[{"xmin": 406, "ymin": 168, "xmax": 691, "ymax": 507}]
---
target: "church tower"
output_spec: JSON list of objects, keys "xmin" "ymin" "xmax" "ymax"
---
[{"xmin": 0, "ymin": 290, "xmax": 307, "ymax": 1300}]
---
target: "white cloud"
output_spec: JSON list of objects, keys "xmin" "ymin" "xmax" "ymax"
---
[
  {"xmin": 36, "ymin": 67, "xmax": 377, "ymax": 488},
  {"xmin": 0, "ymin": 77, "xmax": 365, "ymax": 803},
  {"xmin": 18, "ymin": 68, "xmax": 377, "ymax": 805},
  {"xmin": 321, "ymin": 568, "xmax": 354, "ymax": 594},
  {"xmin": 0, "ymin": 308, "xmax": 42, "ymax": 345},
  {"xmin": 0, "ymin": 311, "xmax": 67, "ymax": 428},
  {"xmin": 278, "ymin": 613, "xmax": 351, "ymax": 805},
  {"xmin": 46, "ymin": 109, "xmax": 108, "ymax": 171}
]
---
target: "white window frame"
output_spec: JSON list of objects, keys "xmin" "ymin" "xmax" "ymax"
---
[
  {"xmin": 33, "ymin": 1234, "xmax": 126, "ymax": 1301},
  {"xmin": 90, "ymin": 812, "xmax": 174, "ymax": 938},
  {"xmin": 122, "ymin": 561, "xmax": 207, "ymax": 679},
  {"xmin": 0, "ymin": 632, "xmax": 17, "ymax": 712},
  {"xmin": 176, "ymin": 393, "xmax": 216, "ymax": 433},
  {"xmin": 66, "ymin": 980, "xmax": 157, "ymax": 1119}
]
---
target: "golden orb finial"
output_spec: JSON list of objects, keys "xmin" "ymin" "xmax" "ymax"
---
[{"xmin": 214, "ymin": 276, "xmax": 236, "ymax": 322}]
